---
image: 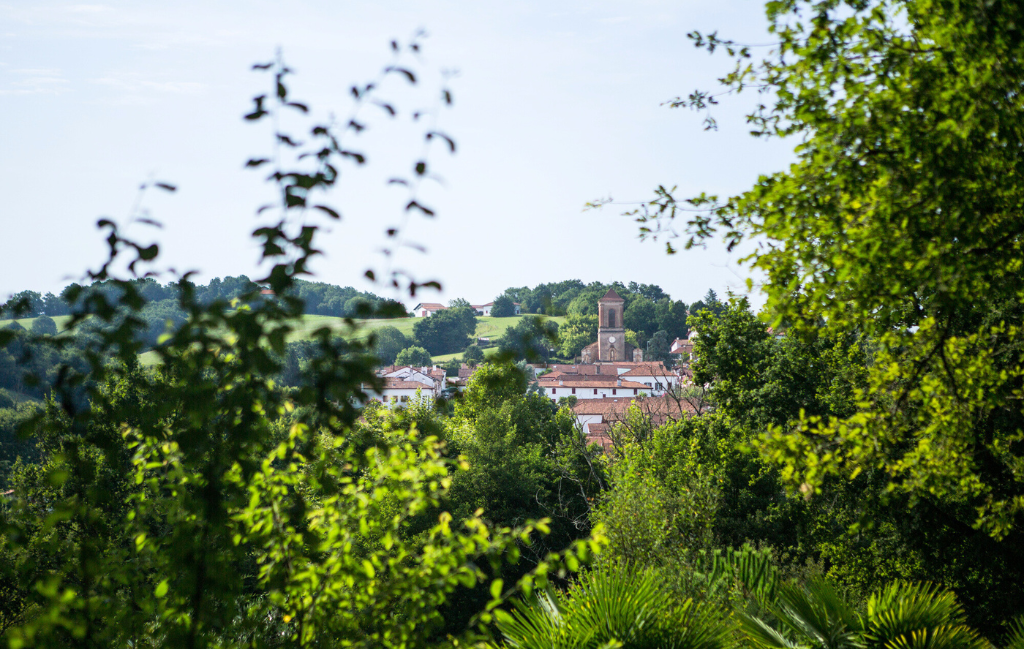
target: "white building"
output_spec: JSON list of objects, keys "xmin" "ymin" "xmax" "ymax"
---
[
  {"xmin": 538, "ymin": 376, "xmax": 652, "ymax": 401},
  {"xmin": 364, "ymin": 365, "xmax": 447, "ymax": 407}
]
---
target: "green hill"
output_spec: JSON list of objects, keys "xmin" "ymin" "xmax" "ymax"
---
[{"xmin": 137, "ymin": 315, "xmax": 564, "ymax": 366}]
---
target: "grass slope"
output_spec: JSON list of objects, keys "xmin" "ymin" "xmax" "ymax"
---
[
  {"xmin": 5, "ymin": 316, "xmax": 74, "ymax": 333},
  {"xmin": 32, "ymin": 315, "xmax": 565, "ymax": 367}
]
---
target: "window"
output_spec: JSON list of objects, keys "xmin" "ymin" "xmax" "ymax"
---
[
  {"xmin": 593, "ymin": 388, "xmax": 597, "ymax": 394},
  {"xmin": 608, "ymin": 309, "xmax": 616, "ymax": 327},
  {"xmin": 572, "ymin": 387, "xmax": 576, "ymax": 394},
  {"xmin": 400, "ymin": 395, "xmax": 409, "ymax": 402},
  {"xmin": 633, "ymin": 389, "xmax": 637, "ymax": 395},
  {"xmin": 551, "ymin": 388, "xmax": 556, "ymax": 394},
  {"xmin": 612, "ymin": 388, "xmax": 617, "ymax": 395}
]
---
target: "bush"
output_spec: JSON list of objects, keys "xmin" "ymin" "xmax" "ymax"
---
[
  {"xmin": 30, "ymin": 315, "xmax": 57, "ymax": 336},
  {"xmin": 395, "ymin": 346, "xmax": 432, "ymax": 367}
]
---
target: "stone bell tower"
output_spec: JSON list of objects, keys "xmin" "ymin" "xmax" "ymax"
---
[{"xmin": 597, "ymin": 289, "xmax": 626, "ymax": 361}]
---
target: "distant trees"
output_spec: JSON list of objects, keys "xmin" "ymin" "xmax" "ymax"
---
[
  {"xmin": 558, "ymin": 314, "xmax": 597, "ymax": 359},
  {"xmin": 490, "ymin": 295, "xmax": 516, "ymax": 318},
  {"xmin": 395, "ymin": 346, "xmax": 432, "ymax": 367},
  {"xmin": 30, "ymin": 316, "xmax": 57, "ymax": 336},
  {"xmin": 624, "ymin": 297, "xmax": 658, "ymax": 338},
  {"xmin": 497, "ymin": 317, "xmax": 559, "ymax": 362},
  {"xmin": 412, "ymin": 307, "xmax": 477, "ymax": 355},
  {"xmin": 462, "ymin": 343, "xmax": 485, "ymax": 366},
  {"xmin": 655, "ymin": 299, "xmax": 688, "ymax": 341},
  {"xmin": 371, "ymin": 326, "xmax": 411, "ymax": 365}
]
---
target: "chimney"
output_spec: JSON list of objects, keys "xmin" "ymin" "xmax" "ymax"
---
[
  {"xmin": 559, "ymin": 380, "xmax": 564, "ymax": 386},
  {"xmin": 617, "ymin": 379, "xmax": 622, "ymax": 387},
  {"xmin": 596, "ymin": 365, "xmax": 600, "ymax": 375}
]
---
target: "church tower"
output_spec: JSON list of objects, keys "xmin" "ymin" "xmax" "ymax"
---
[{"xmin": 597, "ymin": 289, "xmax": 626, "ymax": 361}]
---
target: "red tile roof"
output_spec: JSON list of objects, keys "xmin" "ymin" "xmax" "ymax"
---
[
  {"xmin": 572, "ymin": 395, "xmax": 694, "ymax": 423},
  {"xmin": 600, "ymin": 288, "xmax": 624, "ymax": 301},
  {"xmin": 539, "ymin": 379, "xmax": 650, "ymax": 389},
  {"xmin": 381, "ymin": 378, "xmax": 432, "ymax": 390}
]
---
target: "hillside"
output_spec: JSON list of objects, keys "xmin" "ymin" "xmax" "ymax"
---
[{"xmin": 136, "ymin": 314, "xmax": 565, "ymax": 366}]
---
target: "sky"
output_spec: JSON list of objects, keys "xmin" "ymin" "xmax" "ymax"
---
[{"xmin": 0, "ymin": 0, "xmax": 794, "ymax": 309}]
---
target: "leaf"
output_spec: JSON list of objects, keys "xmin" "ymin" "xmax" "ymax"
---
[
  {"xmin": 406, "ymin": 200, "xmax": 434, "ymax": 216},
  {"xmin": 313, "ymin": 205, "xmax": 341, "ymax": 219},
  {"xmin": 373, "ymin": 100, "xmax": 396, "ymax": 116},
  {"xmin": 154, "ymin": 182, "xmax": 177, "ymax": 192},
  {"xmin": 252, "ymin": 62, "xmax": 273, "ymax": 70},
  {"xmin": 155, "ymin": 580, "xmax": 169, "ymax": 598},
  {"xmin": 385, "ymin": 66, "xmax": 417, "ymax": 83},
  {"xmin": 246, "ymin": 158, "xmax": 271, "ymax": 168},
  {"xmin": 490, "ymin": 578, "xmax": 504, "ymax": 600},
  {"xmin": 426, "ymin": 131, "xmax": 456, "ymax": 152},
  {"xmin": 286, "ymin": 102, "xmax": 308, "ymax": 113}
]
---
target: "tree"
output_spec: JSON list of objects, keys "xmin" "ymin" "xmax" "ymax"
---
[
  {"xmin": 29, "ymin": 316, "xmax": 57, "ymax": 336},
  {"xmin": 371, "ymin": 325, "xmax": 411, "ymax": 365},
  {"xmin": 463, "ymin": 343, "xmax": 485, "ymax": 366},
  {"xmin": 448, "ymin": 297, "xmax": 472, "ymax": 309},
  {"xmin": 413, "ymin": 306, "xmax": 477, "ymax": 355},
  {"xmin": 490, "ymin": 295, "xmax": 516, "ymax": 318},
  {"xmin": 395, "ymin": 345, "xmax": 432, "ymax": 367},
  {"xmin": 626, "ymin": 0, "xmax": 1024, "ymax": 570},
  {"xmin": 646, "ymin": 330, "xmax": 671, "ymax": 364},
  {"xmin": 497, "ymin": 317, "xmax": 558, "ymax": 362},
  {"xmin": 624, "ymin": 296, "xmax": 658, "ymax": 337},
  {"xmin": 0, "ymin": 48, "xmax": 595, "ymax": 649},
  {"xmin": 656, "ymin": 299, "xmax": 689, "ymax": 341},
  {"xmin": 557, "ymin": 313, "xmax": 597, "ymax": 359}
]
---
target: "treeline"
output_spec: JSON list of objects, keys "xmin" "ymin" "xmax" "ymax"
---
[{"xmin": 0, "ymin": 277, "xmax": 402, "ymax": 320}]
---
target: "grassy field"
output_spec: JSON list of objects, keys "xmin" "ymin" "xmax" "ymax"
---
[
  {"xmin": 5, "ymin": 315, "xmax": 74, "ymax": 333},
  {"xmin": 17, "ymin": 314, "xmax": 565, "ymax": 366}
]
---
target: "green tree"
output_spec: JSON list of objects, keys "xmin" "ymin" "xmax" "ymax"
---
[
  {"xmin": 371, "ymin": 325, "xmax": 411, "ymax": 365},
  {"xmin": 630, "ymin": 0, "xmax": 1024, "ymax": 619},
  {"xmin": 645, "ymin": 330, "xmax": 671, "ymax": 364},
  {"xmin": 490, "ymin": 295, "xmax": 516, "ymax": 318},
  {"xmin": 624, "ymin": 296, "xmax": 658, "ymax": 337},
  {"xmin": 497, "ymin": 317, "xmax": 558, "ymax": 362},
  {"xmin": 413, "ymin": 306, "xmax": 477, "ymax": 355},
  {"xmin": 656, "ymin": 298, "xmax": 689, "ymax": 341},
  {"xmin": 395, "ymin": 345, "xmax": 432, "ymax": 367},
  {"xmin": 0, "ymin": 48, "xmax": 595, "ymax": 649},
  {"xmin": 557, "ymin": 313, "xmax": 597, "ymax": 359},
  {"xmin": 463, "ymin": 343, "xmax": 485, "ymax": 366},
  {"xmin": 29, "ymin": 316, "xmax": 57, "ymax": 337}
]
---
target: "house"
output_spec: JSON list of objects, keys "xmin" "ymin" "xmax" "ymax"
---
[
  {"xmin": 364, "ymin": 365, "xmax": 446, "ymax": 407},
  {"xmin": 670, "ymin": 338, "xmax": 694, "ymax": 362},
  {"xmin": 571, "ymin": 395, "xmax": 694, "ymax": 438},
  {"xmin": 540, "ymin": 374, "xmax": 652, "ymax": 401},
  {"xmin": 412, "ymin": 303, "xmax": 446, "ymax": 317},
  {"xmin": 617, "ymin": 362, "xmax": 683, "ymax": 394},
  {"xmin": 445, "ymin": 363, "xmax": 478, "ymax": 393},
  {"xmin": 472, "ymin": 302, "xmax": 494, "ymax": 316}
]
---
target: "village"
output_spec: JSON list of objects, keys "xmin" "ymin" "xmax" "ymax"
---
[{"xmin": 365, "ymin": 289, "xmax": 696, "ymax": 448}]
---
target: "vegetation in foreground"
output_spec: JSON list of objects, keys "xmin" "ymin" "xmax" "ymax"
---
[{"xmin": 4, "ymin": 0, "xmax": 1024, "ymax": 646}]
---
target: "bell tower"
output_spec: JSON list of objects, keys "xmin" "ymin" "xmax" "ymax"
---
[{"xmin": 597, "ymin": 289, "xmax": 626, "ymax": 361}]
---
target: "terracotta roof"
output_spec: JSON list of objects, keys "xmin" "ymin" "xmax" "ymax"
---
[
  {"xmin": 381, "ymin": 378, "xmax": 431, "ymax": 390},
  {"xmin": 540, "ymin": 379, "xmax": 649, "ymax": 389},
  {"xmin": 572, "ymin": 395, "xmax": 694, "ymax": 422},
  {"xmin": 619, "ymin": 363, "xmax": 675, "ymax": 377},
  {"xmin": 541, "ymin": 374, "xmax": 621, "ymax": 383},
  {"xmin": 599, "ymin": 288, "xmax": 624, "ymax": 301},
  {"xmin": 414, "ymin": 303, "xmax": 446, "ymax": 310},
  {"xmin": 471, "ymin": 302, "xmax": 494, "ymax": 308},
  {"xmin": 458, "ymin": 366, "xmax": 477, "ymax": 379}
]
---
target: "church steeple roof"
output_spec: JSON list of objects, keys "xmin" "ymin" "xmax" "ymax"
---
[{"xmin": 600, "ymin": 288, "xmax": 624, "ymax": 301}]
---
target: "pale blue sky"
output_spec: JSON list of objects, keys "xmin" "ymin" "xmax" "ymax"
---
[{"xmin": 0, "ymin": 1, "xmax": 792, "ymax": 308}]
